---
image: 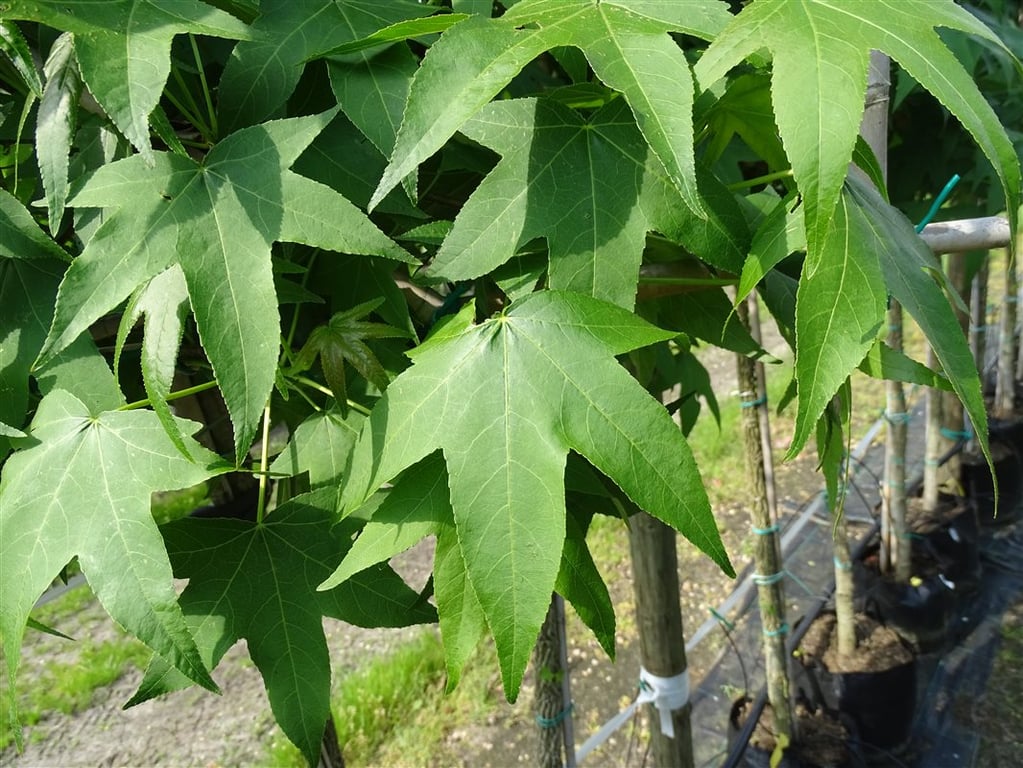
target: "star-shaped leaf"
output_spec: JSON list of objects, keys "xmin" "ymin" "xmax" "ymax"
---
[
  {"xmin": 371, "ymin": 0, "xmax": 734, "ymax": 217},
  {"xmin": 218, "ymin": 0, "xmax": 432, "ymax": 132},
  {"xmin": 1, "ymin": 390, "xmax": 228, "ymax": 743},
  {"xmin": 289, "ymin": 299, "xmax": 410, "ymax": 416},
  {"xmin": 37, "ymin": 111, "xmax": 410, "ymax": 461},
  {"xmin": 324, "ymin": 291, "xmax": 733, "ymax": 698},
  {"xmin": 695, "ymin": 0, "xmax": 1020, "ymax": 260},
  {"xmin": 427, "ymin": 96, "xmax": 748, "ymax": 308},
  {"xmin": 2, "ymin": 0, "xmax": 252, "ymax": 160},
  {"xmin": 125, "ymin": 488, "xmax": 435, "ymax": 766}
]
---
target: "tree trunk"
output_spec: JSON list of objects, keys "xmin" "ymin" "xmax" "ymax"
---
[
  {"xmin": 881, "ymin": 304, "xmax": 911, "ymax": 582},
  {"xmin": 832, "ymin": 512, "xmax": 857, "ymax": 660},
  {"xmin": 735, "ymin": 298, "xmax": 792, "ymax": 744},
  {"xmin": 317, "ymin": 716, "xmax": 345, "ymax": 768},
  {"xmin": 998, "ymin": 246, "xmax": 1018, "ymax": 417},
  {"xmin": 940, "ymin": 254, "xmax": 972, "ymax": 480},
  {"xmin": 923, "ymin": 351, "xmax": 944, "ymax": 513},
  {"xmin": 628, "ymin": 510, "xmax": 694, "ymax": 768},
  {"xmin": 534, "ymin": 596, "xmax": 573, "ymax": 768}
]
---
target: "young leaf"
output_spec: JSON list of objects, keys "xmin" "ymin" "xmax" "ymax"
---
[
  {"xmin": 0, "ymin": 390, "xmax": 226, "ymax": 741},
  {"xmin": 38, "ymin": 111, "xmax": 409, "ymax": 461},
  {"xmin": 289, "ymin": 299, "xmax": 410, "ymax": 415},
  {"xmin": 218, "ymin": 0, "xmax": 432, "ymax": 131},
  {"xmin": 125, "ymin": 489, "xmax": 435, "ymax": 767},
  {"xmin": 3, "ymin": 0, "xmax": 252, "ymax": 160},
  {"xmin": 36, "ymin": 32, "xmax": 81, "ymax": 234},
  {"xmin": 696, "ymin": 0, "xmax": 1020, "ymax": 258},
  {"xmin": 428, "ymin": 96, "xmax": 748, "ymax": 308},
  {"xmin": 373, "ymin": 0, "xmax": 733, "ymax": 215},
  {"xmin": 327, "ymin": 291, "xmax": 733, "ymax": 699}
]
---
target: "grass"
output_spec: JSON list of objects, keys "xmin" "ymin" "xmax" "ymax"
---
[
  {"xmin": 0, "ymin": 487, "xmax": 209, "ymax": 752},
  {"xmin": 0, "ymin": 582, "xmax": 151, "ymax": 751},
  {"xmin": 265, "ymin": 629, "xmax": 500, "ymax": 767}
]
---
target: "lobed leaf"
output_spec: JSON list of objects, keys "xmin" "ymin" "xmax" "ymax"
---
[
  {"xmin": 127, "ymin": 489, "xmax": 435, "ymax": 766},
  {"xmin": 1, "ymin": 391, "xmax": 226, "ymax": 744},
  {"xmin": 328, "ymin": 291, "xmax": 732, "ymax": 699},
  {"xmin": 39, "ymin": 111, "xmax": 405, "ymax": 461}
]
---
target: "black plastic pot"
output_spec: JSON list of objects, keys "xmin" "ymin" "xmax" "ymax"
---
[
  {"xmin": 800, "ymin": 654, "xmax": 916, "ymax": 751},
  {"xmin": 727, "ymin": 697, "xmax": 866, "ymax": 768},
  {"xmin": 922, "ymin": 502, "xmax": 982, "ymax": 596},
  {"xmin": 962, "ymin": 436, "xmax": 1023, "ymax": 526},
  {"xmin": 868, "ymin": 570, "xmax": 954, "ymax": 653},
  {"xmin": 793, "ymin": 613, "xmax": 916, "ymax": 753}
]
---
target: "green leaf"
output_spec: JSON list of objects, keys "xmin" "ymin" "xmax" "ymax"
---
[
  {"xmin": 315, "ymin": 13, "xmax": 471, "ymax": 57},
  {"xmin": 127, "ymin": 489, "xmax": 435, "ymax": 766},
  {"xmin": 0, "ymin": 258, "xmax": 120, "ymax": 454},
  {"xmin": 556, "ymin": 509, "xmax": 614, "ymax": 658},
  {"xmin": 735, "ymin": 192, "xmax": 803, "ymax": 306},
  {"xmin": 429, "ymin": 96, "xmax": 748, "ymax": 308},
  {"xmin": 270, "ymin": 406, "xmax": 363, "ymax": 488},
  {"xmin": 0, "ymin": 421, "xmax": 27, "ymax": 438},
  {"xmin": 329, "ymin": 452, "xmax": 449, "ymax": 588},
  {"xmin": 433, "ymin": 520, "xmax": 486, "ymax": 690},
  {"xmin": 701, "ymin": 71, "xmax": 787, "ymax": 172},
  {"xmin": 858, "ymin": 341, "xmax": 952, "ymax": 391},
  {"xmin": 1, "ymin": 390, "xmax": 226, "ymax": 740},
  {"xmin": 372, "ymin": 0, "xmax": 733, "ymax": 215},
  {"xmin": 36, "ymin": 32, "xmax": 80, "ymax": 235},
  {"xmin": 696, "ymin": 0, "xmax": 1020, "ymax": 259},
  {"xmin": 117, "ymin": 266, "xmax": 192, "ymax": 458},
  {"xmin": 788, "ymin": 185, "xmax": 887, "ymax": 459},
  {"xmin": 327, "ymin": 291, "xmax": 732, "ymax": 699},
  {"xmin": 848, "ymin": 175, "xmax": 990, "ymax": 465},
  {"xmin": 38, "ymin": 111, "xmax": 406, "ymax": 461},
  {"xmin": 0, "ymin": 188, "xmax": 69, "ymax": 261},
  {"xmin": 654, "ymin": 286, "xmax": 765, "ymax": 358},
  {"xmin": 0, "ymin": 20, "xmax": 44, "ymax": 97},
  {"xmin": 3, "ymin": 0, "xmax": 251, "ymax": 159},
  {"xmin": 219, "ymin": 0, "xmax": 432, "ymax": 131}
]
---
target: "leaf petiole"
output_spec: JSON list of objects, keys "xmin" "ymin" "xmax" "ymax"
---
[
  {"xmin": 256, "ymin": 400, "xmax": 272, "ymax": 524},
  {"xmin": 726, "ymin": 169, "xmax": 794, "ymax": 191},
  {"xmin": 118, "ymin": 380, "xmax": 219, "ymax": 410},
  {"xmin": 291, "ymin": 375, "xmax": 373, "ymax": 416}
]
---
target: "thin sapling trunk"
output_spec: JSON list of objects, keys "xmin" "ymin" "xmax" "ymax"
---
[{"xmin": 735, "ymin": 298, "xmax": 793, "ymax": 744}]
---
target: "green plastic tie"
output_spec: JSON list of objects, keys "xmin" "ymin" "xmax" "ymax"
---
[{"xmin": 915, "ymin": 173, "xmax": 961, "ymax": 233}]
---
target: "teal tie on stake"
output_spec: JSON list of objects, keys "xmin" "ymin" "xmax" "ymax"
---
[{"xmin": 915, "ymin": 174, "xmax": 961, "ymax": 233}]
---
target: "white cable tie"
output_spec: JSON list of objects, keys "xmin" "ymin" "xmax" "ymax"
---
[{"xmin": 573, "ymin": 668, "xmax": 690, "ymax": 764}]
